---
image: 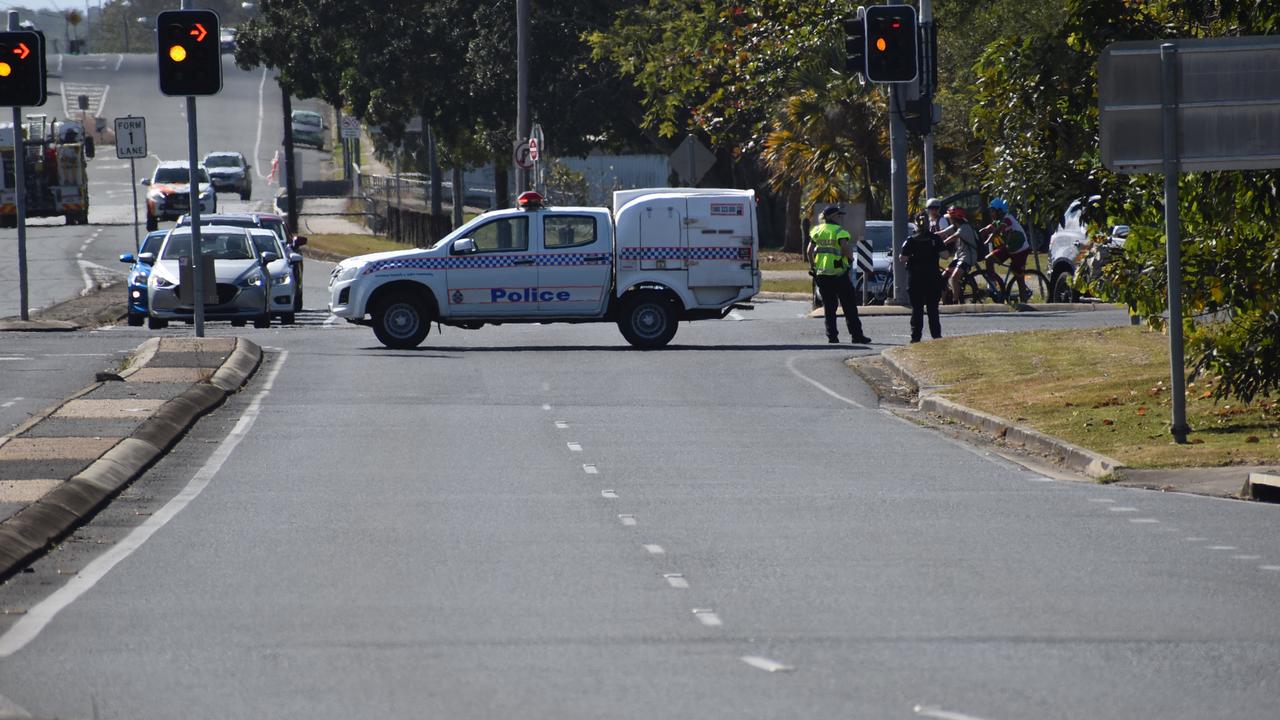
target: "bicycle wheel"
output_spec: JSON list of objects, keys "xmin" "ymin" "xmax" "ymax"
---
[
  {"xmin": 971, "ymin": 270, "xmax": 1006, "ymax": 303},
  {"xmin": 954, "ymin": 274, "xmax": 983, "ymax": 304},
  {"xmin": 1010, "ymin": 270, "xmax": 1050, "ymax": 304}
]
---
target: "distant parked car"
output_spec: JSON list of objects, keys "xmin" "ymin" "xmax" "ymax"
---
[
  {"xmin": 220, "ymin": 27, "xmax": 236, "ymax": 54},
  {"xmin": 1047, "ymin": 197, "xmax": 1129, "ymax": 303},
  {"xmin": 146, "ymin": 226, "xmax": 276, "ymax": 330},
  {"xmin": 118, "ymin": 230, "xmax": 167, "ymax": 326},
  {"xmin": 290, "ymin": 110, "xmax": 325, "ymax": 149},
  {"xmin": 201, "ymin": 151, "xmax": 252, "ymax": 200}
]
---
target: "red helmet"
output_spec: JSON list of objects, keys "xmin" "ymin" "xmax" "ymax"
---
[{"xmin": 947, "ymin": 206, "xmax": 967, "ymax": 221}]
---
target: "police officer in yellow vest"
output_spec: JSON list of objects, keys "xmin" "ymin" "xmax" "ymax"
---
[{"xmin": 807, "ymin": 205, "xmax": 872, "ymax": 344}]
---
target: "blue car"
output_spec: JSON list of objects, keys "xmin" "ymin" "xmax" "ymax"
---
[{"xmin": 119, "ymin": 230, "xmax": 167, "ymax": 326}]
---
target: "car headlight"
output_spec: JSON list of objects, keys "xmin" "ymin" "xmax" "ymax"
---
[
  {"xmin": 335, "ymin": 262, "xmax": 365, "ymax": 283},
  {"xmin": 239, "ymin": 270, "xmax": 264, "ymax": 287},
  {"xmin": 271, "ymin": 271, "xmax": 292, "ymax": 284}
]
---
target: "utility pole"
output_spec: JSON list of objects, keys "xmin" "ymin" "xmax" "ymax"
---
[{"xmin": 515, "ymin": 0, "xmax": 530, "ymax": 193}]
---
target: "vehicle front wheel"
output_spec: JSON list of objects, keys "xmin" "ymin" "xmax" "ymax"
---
[
  {"xmin": 126, "ymin": 312, "xmax": 145, "ymax": 327},
  {"xmin": 1049, "ymin": 268, "xmax": 1079, "ymax": 303},
  {"xmin": 617, "ymin": 293, "xmax": 678, "ymax": 349},
  {"xmin": 147, "ymin": 316, "xmax": 168, "ymax": 330},
  {"xmin": 372, "ymin": 293, "xmax": 432, "ymax": 349},
  {"xmin": 253, "ymin": 315, "xmax": 271, "ymax": 329}
]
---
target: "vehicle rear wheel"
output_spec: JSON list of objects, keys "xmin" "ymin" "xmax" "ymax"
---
[
  {"xmin": 253, "ymin": 315, "xmax": 271, "ymax": 329},
  {"xmin": 279, "ymin": 313, "xmax": 295, "ymax": 325},
  {"xmin": 147, "ymin": 316, "xmax": 168, "ymax": 330},
  {"xmin": 372, "ymin": 293, "xmax": 432, "ymax": 349},
  {"xmin": 617, "ymin": 292, "xmax": 678, "ymax": 349},
  {"xmin": 1049, "ymin": 268, "xmax": 1079, "ymax": 303},
  {"xmin": 126, "ymin": 312, "xmax": 145, "ymax": 327},
  {"xmin": 230, "ymin": 320, "xmax": 246, "ymax": 327},
  {"xmin": 240, "ymin": 190, "xmax": 251, "ymax": 201}
]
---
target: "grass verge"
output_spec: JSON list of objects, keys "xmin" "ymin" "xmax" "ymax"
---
[
  {"xmin": 306, "ymin": 233, "xmax": 415, "ymax": 259},
  {"xmin": 763, "ymin": 279, "xmax": 814, "ymax": 294},
  {"xmin": 897, "ymin": 326, "xmax": 1279, "ymax": 469}
]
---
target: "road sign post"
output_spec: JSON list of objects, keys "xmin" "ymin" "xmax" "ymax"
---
[
  {"xmin": 115, "ymin": 116, "xmax": 147, "ymax": 254},
  {"xmin": 1100, "ymin": 35, "xmax": 1280, "ymax": 442}
]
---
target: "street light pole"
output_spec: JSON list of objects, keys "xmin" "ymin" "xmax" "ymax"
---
[{"xmin": 516, "ymin": 0, "xmax": 530, "ymax": 194}]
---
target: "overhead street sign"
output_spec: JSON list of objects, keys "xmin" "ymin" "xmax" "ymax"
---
[
  {"xmin": 1100, "ymin": 36, "xmax": 1280, "ymax": 174},
  {"xmin": 114, "ymin": 116, "xmax": 147, "ymax": 159}
]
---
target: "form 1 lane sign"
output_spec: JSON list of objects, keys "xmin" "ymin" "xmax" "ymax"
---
[{"xmin": 114, "ymin": 116, "xmax": 147, "ymax": 159}]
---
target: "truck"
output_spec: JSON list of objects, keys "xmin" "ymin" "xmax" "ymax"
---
[
  {"xmin": 328, "ymin": 188, "xmax": 760, "ymax": 349},
  {"xmin": 0, "ymin": 116, "xmax": 91, "ymax": 227}
]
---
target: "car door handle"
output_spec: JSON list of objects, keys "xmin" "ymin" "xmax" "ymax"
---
[{"xmin": 512, "ymin": 259, "xmax": 536, "ymax": 266}]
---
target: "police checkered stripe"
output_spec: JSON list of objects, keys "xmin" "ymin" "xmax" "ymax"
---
[
  {"xmin": 618, "ymin": 246, "xmax": 749, "ymax": 261},
  {"xmin": 363, "ymin": 253, "xmax": 612, "ymax": 275}
]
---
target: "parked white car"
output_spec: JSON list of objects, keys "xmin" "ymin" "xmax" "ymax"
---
[{"xmin": 1047, "ymin": 197, "xmax": 1128, "ymax": 303}]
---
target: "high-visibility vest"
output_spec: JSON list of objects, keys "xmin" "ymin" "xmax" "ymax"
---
[{"xmin": 810, "ymin": 223, "xmax": 850, "ymax": 276}]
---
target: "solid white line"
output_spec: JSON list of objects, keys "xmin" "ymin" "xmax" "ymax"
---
[
  {"xmin": 740, "ymin": 655, "xmax": 794, "ymax": 673},
  {"xmin": 785, "ymin": 355, "xmax": 865, "ymax": 408},
  {"xmin": 643, "ymin": 544, "xmax": 665, "ymax": 555},
  {"xmin": 254, "ymin": 68, "xmax": 268, "ymax": 180},
  {"xmin": 914, "ymin": 706, "xmax": 995, "ymax": 720},
  {"xmin": 0, "ymin": 351, "xmax": 289, "ymax": 659}
]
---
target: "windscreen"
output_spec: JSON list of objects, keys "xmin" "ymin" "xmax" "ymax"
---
[
  {"xmin": 139, "ymin": 233, "xmax": 165, "ymax": 256},
  {"xmin": 161, "ymin": 232, "xmax": 253, "ymax": 261},
  {"xmin": 204, "ymin": 155, "xmax": 240, "ymax": 168},
  {"xmin": 250, "ymin": 232, "xmax": 281, "ymax": 256},
  {"xmin": 294, "ymin": 113, "xmax": 321, "ymax": 127},
  {"xmin": 153, "ymin": 167, "xmax": 211, "ymax": 184}
]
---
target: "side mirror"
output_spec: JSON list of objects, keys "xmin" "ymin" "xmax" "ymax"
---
[
  {"xmin": 138, "ymin": 252, "xmax": 156, "ymax": 264},
  {"xmin": 292, "ymin": 235, "xmax": 308, "ymax": 248},
  {"xmin": 140, "ymin": 178, "xmax": 150, "ymax": 186},
  {"xmin": 288, "ymin": 252, "xmax": 303, "ymax": 265},
  {"xmin": 453, "ymin": 238, "xmax": 477, "ymax": 254},
  {"xmin": 260, "ymin": 251, "xmax": 279, "ymax": 266},
  {"xmin": 119, "ymin": 252, "xmax": 135, "ymax": 263}
]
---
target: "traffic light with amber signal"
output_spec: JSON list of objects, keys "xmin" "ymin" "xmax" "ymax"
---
[
  {"xmin": 863, "ymin": 5, "xmax": 918, "ymax": 83},
  {"xmin": 0, "ymin": 30, "xmax": 46, "ymax": 107},
  {"xmin": 157, "ymin": 9, "xmax": 222, "ymax": 96},
  {"xmin": 842, "ymin": 12, "xmax": 866, "ymax": 77}
]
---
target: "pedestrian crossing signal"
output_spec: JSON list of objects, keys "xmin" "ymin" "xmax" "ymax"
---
[
  {"xmin": 156, "ymin": 9, "xmax": 222, "ymax": 96},
  {"xmin": 0, "ymin": 31, "xmax": 46, "ymax": 107}
]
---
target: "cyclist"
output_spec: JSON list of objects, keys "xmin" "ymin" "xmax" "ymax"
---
[
  {"xmin": 924, "ymin": 197, "xmax": 949, "ymax": 233},
  {"xmin": 980, "ymin": 197, "xmax": 1032, "ymax": 301},
  {"xmin": 938, "ymin": 206, "xmax": 979, "ymax": 303}
]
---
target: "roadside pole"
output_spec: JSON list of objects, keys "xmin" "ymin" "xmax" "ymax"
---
[
  {"xmin": 115, "ymin": 116, "xmax": 147, "ymax": 254},
  {"xmin": 515, "ymin": 0, "xmax": 530, "ymax": 193},
  {"xmin": 887, "ymin": 0, "xmax": 911, "ymax": 307},
  {"xmin": 186, "ymin": 94, "xmax": 205, "ymax": 336},
  {"xmin": 1161, "ymin": 43, "xmax": 1190, "ymax": 444},
  {"xmin": 10, "ymin": 11, "xmax": 30, "ymax": 321},
  {"xmin": 281, "ymin": 88, "xmax": 298, "ymax": 234}
]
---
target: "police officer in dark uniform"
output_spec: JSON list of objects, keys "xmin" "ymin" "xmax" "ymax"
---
[
  {"xmin": 900, "ymin": 213, "xmax": 945, "ymax": 343},
  {"xmin": 807, "ymin": 206, "xmax": 872, "ymax": 344}
]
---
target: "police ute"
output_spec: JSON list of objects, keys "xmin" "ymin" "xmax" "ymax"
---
[{"xmin": 328, "ymin": 188, "xmax": 760, "ymax": 348}]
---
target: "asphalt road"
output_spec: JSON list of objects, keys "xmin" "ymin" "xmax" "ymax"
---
[
  {"xmin": 1, "ymin": 296, "xmax": 1278, "ymax": 719},
  {"xmin": 0, "ymin": 50, "xmax": 329, "ymax": 434}
]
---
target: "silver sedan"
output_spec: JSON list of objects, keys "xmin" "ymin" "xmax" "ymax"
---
[{"xmin": 145, "ymin": 226, "xmax": 278, "ymax": 329}]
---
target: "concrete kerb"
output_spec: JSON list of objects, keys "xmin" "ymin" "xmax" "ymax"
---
[
  {"xmin": 0, "ymin": 338, "xmax": 264, "ymax": 582},
  {"xmin": 879, "ymin": 347, "xmax": 1125, "ymax": 479}
]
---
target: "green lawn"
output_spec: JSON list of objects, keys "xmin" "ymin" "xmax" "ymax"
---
[{"xmin": 895, "ymin": 326, "xmax": 1279, "ymax": 469}]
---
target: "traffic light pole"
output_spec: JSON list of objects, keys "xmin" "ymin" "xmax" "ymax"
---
[
  {"xmin": 515, "ymin": 0, "xmax": 530, "ymax": 194},
  {"xmin": 889, "ymin": 82, "xmax": 909, "ymax": 306},
  {"xmin": 186, "ymin": 95, "xmax": 205, "ymax": 336},
  {"xmin": 9, "ymin": 11, "xmax": 29, "ymax": 321}
]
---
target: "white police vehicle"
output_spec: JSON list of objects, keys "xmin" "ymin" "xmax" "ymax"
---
[{"xmin": 329, "ymin": 188, "xmax": 760, "ymax": 348}]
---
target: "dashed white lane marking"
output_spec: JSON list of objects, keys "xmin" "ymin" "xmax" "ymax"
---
[
  {"xmin": 914, "ymin": 706, "xmax": 995, "ymax": 720},
  {"xmin": 1233, "ymin": 555, "xmax": 1262, "ymax": 560},
  {"xmin": 740, "ymin": 655, "xmax": 794, "ymax": 673},
  {"xmin": 1107, "ymin": 506, "xmax": 1139, "ymax": 512},
  {"xmin": 601, "ymin": 489, "xmax": 618, "ymax": 499},
  {"xmin": 1208, "ymin": 545, "xmax": 1238, "ymax": 551},
  {"xmin": 1260, "ymin": 565, "xmax": 1280, "ymax": 571},
  {"xmin": 582, "ymin": 464, "xmax": 598, "ymax": 474},
  {"xmin": 1184, "ymin": 537, "xmax": 1208, "ymax": 542},
  {"xmin": 1, "ymin": 397, "xmax": 22, "ymax": 408},
  {"xmin": 541, "ymin": 403, "xmax": 552, "ymax": 411},
  {"xmin": 1089, "ymin": 498, "xmax": 1116, "ymax": 503},
  {"xmin": 643, "ymin": 544, "xmax": 665, "ymax": 555},
  {"xmin": 692, "ymin": 609, "xmax": 722, "ymax": 627},
  {"xmin": 0, "ymin": 351, "xmax": 290, "ymax": 658},
  {"xmin": 785, "ymin": 355, "xmax": 865, "ymax": 409},
  {"xmin": 554, "ymin": 421, "xmax": 569, "ymax": 429},
  {"xmin": 1129, "ymin": 518, "xmax": 1159, "ymax": 523},
  {"xmin": 618, "ymin": 514, "xmax": 636, "ymax": 526},
  {"xmin": 664, "ymin": 573, "xmax": 689, "ymax": 589},
  {"xmin": 567, "ymin": 442, "xmax": 582, "ymax": 452}
]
